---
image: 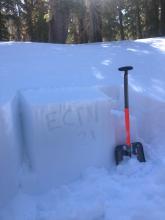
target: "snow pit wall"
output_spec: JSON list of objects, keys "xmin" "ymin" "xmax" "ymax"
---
[
  {"xmin": 98, "ymin": 85, "xmax": 138, "ymax": 145},
  {"xmin": 100, "ymin": 84, "xmax": 165, "ymax": 152},
  {"xmin": 0, "ymin": 96, "xmax": 22, "ymax": 207},
  {"xmin": 20, "ymin": 88, "xmax": 115, "ymax": 193},
  {"xmin": 111, "ymin": 110, "xmax": 138, "ymax": 146},
  {"xmin": 129, "ymin": 88, "xmax": 165, "ymax": 146},
  {"xmin": 1, "ymin": 85, "xmax": 165, "ymax": 204}
]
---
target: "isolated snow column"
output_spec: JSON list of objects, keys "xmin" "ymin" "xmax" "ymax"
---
[
  {"xmin": 0, "ymin": 95, "xmax": 21, "ymax": 207},
  {"xmin": 20, "ymin": 87, "xmax": 115, "ymax": 193}
]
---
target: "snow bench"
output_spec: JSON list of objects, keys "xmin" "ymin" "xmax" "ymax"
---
[{"xmin": 20, "ymin": 87, "xmax": 115, "ymax": 192}]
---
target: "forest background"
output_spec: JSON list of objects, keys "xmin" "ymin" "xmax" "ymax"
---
[{"xmin": 0, "ymin": 0, "xmax": 165, "ymax": 43}]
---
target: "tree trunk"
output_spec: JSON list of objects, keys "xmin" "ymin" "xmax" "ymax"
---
[
  {"xmin": 117, "ymin": 0, "xmax": 125, "ymax": 40},
  {"xmin": 24, "ymin": 0, "xmax": 34, "ymax": 41},
  {"xmin": 135, "ymin": 1, "xmax": 142, "ymax": 38},
  {"xmin": 160, "ymin": 0, "xmax": 165, "ymax": 35},
  {"xmin": 153, "ymin": 0, "xmax": 159, "ymax": 36},
  {"xmin": 49, "ymin": 0, "xmax": 70, "ymax": 43},
  {"xmin": 87, "ymin": 0, "xmax": 102, "ymax": 42},
  {"xmin": 144, "ymin": 0, "xmax": 159, "ymax": 37},
  {"xmin": 15, "ymin": 2, "xmax": 22, "ymax": 41},
  {"xmin": 78, "ymin": 17, "xmax": 88, "ymax": 43}
]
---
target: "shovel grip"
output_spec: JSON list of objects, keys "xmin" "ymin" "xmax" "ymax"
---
[{"xmin": 118, "ymin": 66, "xmax": 133, "ymax": 108}]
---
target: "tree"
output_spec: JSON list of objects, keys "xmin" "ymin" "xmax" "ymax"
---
[
  {"xmin": 123, "ymin": 0, "xmax": 143, "ymax": 40},
  {"xmin": 49, "ymin": 0, "xmax": 71, "ymax": 43},
  {"xmin": 32, "ymin": 0, "xmax": 48, "ymax": 42},
  {"xmin": 102, "ymin": 0, "xmax": 119, "ymax": 41},
  {"xmin": 86, "ymin": 0, "xmax": 102, "ymax": 42},
  {"xmin": 67, "ymin": 0, "xmax": 88, "ymax": 43},
  {"xmin": 144, "ymin": 0, "xmax": 159, "ymax": 37},
  {"xmin": 135, "ymin": 0, "xmax": 143, "ymax": 39}
]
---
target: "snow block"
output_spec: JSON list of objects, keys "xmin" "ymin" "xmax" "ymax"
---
[
  {"xmin": 20, "ymin": 87, "xmax": 115, "ymax": 192},
  {"xmin": 0, "ymin": 96, "xmax": 21, "ymax": 207}
]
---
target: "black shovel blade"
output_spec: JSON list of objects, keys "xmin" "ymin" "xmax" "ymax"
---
[
  {"xmin": 132, "ymin": 142, "xmax": 146, "ymax": 162},
  {"xmin": 115, "ymin": 142, "xmax": 146, "ymax": 165},
  {"xmin": 115, "ymin": 144, "xmax": 131, "ymax": 165}
]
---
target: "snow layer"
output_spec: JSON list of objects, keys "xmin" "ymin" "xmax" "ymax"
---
[{"xmin": 0, "ymin": 38, "xmax": 165, "ymax": 219}]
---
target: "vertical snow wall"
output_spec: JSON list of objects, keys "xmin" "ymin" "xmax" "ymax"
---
[{"xmin": 0, "ymin": 96, "xmax": 21, "ymax": 207}]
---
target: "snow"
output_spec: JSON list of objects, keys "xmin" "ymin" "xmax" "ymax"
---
[
  {"xmin": 0, "ymin": 37, "xmax": 165, "ymax": 219},
  {"xmin": 2, "ymin": 161, "xmax": 165, "ymax": 220}
]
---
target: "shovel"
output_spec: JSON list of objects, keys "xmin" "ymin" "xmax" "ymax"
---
[{"xmin": 115, "ymin": 66, "xmax": 146, "ymax": 165}]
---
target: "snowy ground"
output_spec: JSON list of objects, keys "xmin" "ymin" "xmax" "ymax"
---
[{"xmin": 1, "ymin": 38, "xmax": 165, "ymax": 219}]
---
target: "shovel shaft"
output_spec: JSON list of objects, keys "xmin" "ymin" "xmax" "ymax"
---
[
  {"xmin": 125, "ymin": 108, "xmax": 131, "ymax": 146},
  {"xmin": 124, "ymin": 71, "xmax": 129, "ymax": 108},
  {"xmin": 124, "ymin": 71, "xmax": 131, "ymax": 146}
]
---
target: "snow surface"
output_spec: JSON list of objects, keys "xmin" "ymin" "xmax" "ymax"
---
[{"xmin": 0, "ymin": 38, "xmax": 165, "ymax": 219}]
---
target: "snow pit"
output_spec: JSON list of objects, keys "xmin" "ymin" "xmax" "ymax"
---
[
  {"xmin": 20, "ymin": 87, "xmax": 115, "ymax": 192},
  {"xmin": 0, "ymin": 95, "xmax": 21, "ymax": 207}
]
